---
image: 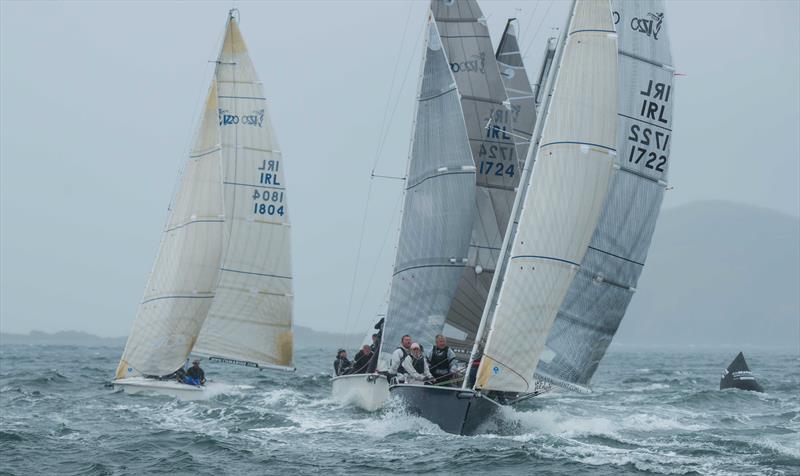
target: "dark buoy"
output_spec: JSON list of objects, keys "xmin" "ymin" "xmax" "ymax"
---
[{"xmin": 720, "ymin": 352, "xmax": 763, "ymax": 392}]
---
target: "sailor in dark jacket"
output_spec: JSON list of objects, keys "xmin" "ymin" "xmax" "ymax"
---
[
  {"xmin": 333, "ymin": 349, "xmax": 353, "ymax": 376},
  {"xmin": 352, "ymin": 345, "xmax": 373, "ymax": 374},
  {"xmin": 185, "ymin": 359, "xmax": 206, "ymax": 385}
]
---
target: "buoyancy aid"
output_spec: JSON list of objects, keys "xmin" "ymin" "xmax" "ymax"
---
[
  {"xmin": 428, "ymin": 346, "xmax": 452, "ymax": 377},
  {"xmin": 394, "ymin": 346, "xmax": 408, "ymax": 374}
]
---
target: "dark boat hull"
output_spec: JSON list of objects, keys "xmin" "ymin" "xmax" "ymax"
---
[{"xmin": 389, "ymin": 384, "xmax": 501, "ymax": 435}]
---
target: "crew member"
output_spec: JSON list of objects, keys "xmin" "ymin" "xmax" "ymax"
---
[
  {"xmin": 352, "ymin": 344, "xmax": 373, "ymax": 374},
  {"xmin": 389, "ymin": 335, "xmax": 412, "ymax": 375},
  {"xmin": 401, "ymin": 343, "xmax": 433, "ymax": 384},
  {"xmin": 427, "ymin": 334, "xmax": 458, "ymax": 385},
  {"xmin": 185, "ymin": 359, "xmax": 206, "ymax": 385},
  {"xmin": 333, "ymin": 349, "xmax": 353, "ymax": 376}
]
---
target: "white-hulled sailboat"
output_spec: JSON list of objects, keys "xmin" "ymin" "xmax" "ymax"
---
[{"xmin": 113, "ymin": 10, "xmax": 294, "ymax": 400}]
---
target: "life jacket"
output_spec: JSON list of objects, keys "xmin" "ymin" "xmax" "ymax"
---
[
  {"xmin": 410, "ymin": 355, "xmax": 425, "ymax": 375},
  {"xmin": 428, "ymin": 346, "xmax": 452, "ymax": 377}
]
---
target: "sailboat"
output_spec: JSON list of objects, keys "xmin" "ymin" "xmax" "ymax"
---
[
  {"xmin": 720, "ymin": 352, "xmax": 763, "ymax": 392},
  {"xmin": 113, "ymin": 10, "xmax": 294, "ymax": 400},
  {"xmin": 334, "ymin": 0, "xmax": 544, "ymax": 413}
]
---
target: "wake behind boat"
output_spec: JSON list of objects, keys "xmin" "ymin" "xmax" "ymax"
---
[{"xmin": 113, "ymin": 9, "xmax": 295, "ymax": 399}]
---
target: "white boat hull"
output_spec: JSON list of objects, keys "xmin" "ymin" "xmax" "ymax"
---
[
  {"xmin": 331, "ymin": 373, "xmax": 389, "ymax": 411},
  {"xmin": 113, "ymin": 377, "xmax": 207, "ymax": 401}
]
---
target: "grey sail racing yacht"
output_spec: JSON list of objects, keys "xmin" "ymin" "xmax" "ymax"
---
[{"xmin": 389, "ymin": 0, "xmax": 676, "ymax": 435}]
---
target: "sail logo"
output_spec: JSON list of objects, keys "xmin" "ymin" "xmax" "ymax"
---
[
  {"xmin": 218, "ymin": 108, "xmax": 265, "ymax": 127},
  {"xmin": 630, "ymin": 12, "xmax": 664, "ymax": 40},
  {"xmin": 450, "ymin": 52, "xmax": 486, "ymax": 74}
]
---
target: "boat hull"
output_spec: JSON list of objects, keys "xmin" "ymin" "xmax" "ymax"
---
[
  {"xmin": 331, "ymin": 373, "xmax": 389, "ymax": 411},
  {"xmin": 113, "ymin": 377, "xmax": 206, "ymax": 400},
  {"xmin": 389, "ymin": 384, "xmax": 501, "ymax": 435}
]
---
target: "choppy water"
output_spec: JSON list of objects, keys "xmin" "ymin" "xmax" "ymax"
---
[{"xmin": 0, "ymin": 345, "xmax": 797, "ymax": 475}]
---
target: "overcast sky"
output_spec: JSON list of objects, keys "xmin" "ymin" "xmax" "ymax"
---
[{"xmin": 1, "ymin": 0, "xmax": 798, "ymax": 337}]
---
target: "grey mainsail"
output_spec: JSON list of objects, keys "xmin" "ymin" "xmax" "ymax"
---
[
  {"xmin": 431, "ymin": 0, "xmax": 517, "ymax": 346},
  {"xmin": 379, "ymin": 17, "xmax": 476, "ymax": 358},
  {"xmin": 536, "ymin": 0, "xmax": 675, "ymax": 389}
]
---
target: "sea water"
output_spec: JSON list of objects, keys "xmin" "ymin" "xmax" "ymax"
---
[{"xmin": 1, "ymin": 345, "xmax": 797, "ymax": 475}]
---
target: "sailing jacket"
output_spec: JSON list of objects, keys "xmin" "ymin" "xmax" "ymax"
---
[
  {"xmin": 334, "ymin": 357, "xmax": 352, "ymax": 376},
  {"xmin": 389, "ymin": 347, "xmax": 410, "ymax": 374},
  {"xmin": 401, "ymin": 354, "xmax": 432, "ymax": 383}
]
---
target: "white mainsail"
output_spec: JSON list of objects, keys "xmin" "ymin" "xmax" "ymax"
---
[
  {"xmin": 474, "ymin": 0, "xmax": 619, "ymax": 394},
  {"xmin": 431, "ymin": 0, "xmax": 518, "ymax": 346},
  {"xmin": 116, "ymin": 12, "xmax": 293, "ymax": 378},
  {"xmin": 379, "ymin": 16, "xmax": 476, "ymax": 361},
  {"xmin": 536, "ymin": 0, "xmax": 674, "ymax": 389},
  {"xmin": 115, "ymin": 81, "xmax": 225, "ymax": 379},
  {"xmin": 193, "ymin": 15, "xmax": 294, "ymax": 370}
]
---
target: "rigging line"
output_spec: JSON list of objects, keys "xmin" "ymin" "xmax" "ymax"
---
[
  {"xmin": 522, "ymin": 0, "xmax": 555, "ymax": 59},
  {"xmin": 371, "ymin": 1, "xmax": 415, "ymax": 173},
  {"xmin": 341, "ymin": 178, "xmax": 375, "ymax": 345},
  {"xmin": 521, "ymin": 1, "xmax": 539, "ymax": 42},
  {"xmin": 353, "ymin": 190, "xmax": 404, "ymax": 332},
  {"xmin": 374, "ymin": 17, "xmax": 426, "ymax": 172}
]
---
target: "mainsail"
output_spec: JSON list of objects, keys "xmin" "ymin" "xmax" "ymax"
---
[
  {"xmin": 115, "ymin": 81, "xmax": 225, "ymax": 378},
  {"xmin": 474, "ymin": 0, "xmax": 619, "ymax": 394},
  {"xmin": 379, "ymin": 16, "xmax": 476, "ymax": 360},
  {"xmin": 536, "ymin": 0, "xmax": 674, "ymax": 389},
  {"xmin": 116, "ymin": 11, "xmax": 293, "ymax": 378},
  {"xmin": 431, "ymin": 0, "xmax": 518, "ymax": 346},
  {"xmin": 193, "ymin": 14, "xmax": 294, "ymax": 370},
  {"xmin": 495, "ymin": 19, "xmax": 537, "ymax": 169}
]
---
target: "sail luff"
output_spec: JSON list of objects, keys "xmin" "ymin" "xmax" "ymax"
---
[
  {"xmin": 379, "ymin": 14, "xmax": 477, "ymax": 363},
  {"xmin": 535, "ymin": 0, "xmax": 675, "ymax": 388},
  {"xmin": 474, "ymin": 0, "xmax": 619, "ymax": 394},
  {"xmin": 192, "ymin": 13, "xmax": 294, "ymax": 369}
]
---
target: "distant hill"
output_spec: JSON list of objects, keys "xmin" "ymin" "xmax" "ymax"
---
[
  {"xmin": 615, "ymin": 200, "xmax": 799, "ymax": 348},
  {"xmin": 0, "ymin": 326, "xmax": 362, "ymax": 351}
]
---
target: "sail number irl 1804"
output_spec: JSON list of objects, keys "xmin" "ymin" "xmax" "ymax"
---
[{"xmin": 251, "ymin": 159, "xmax": 285, "ymax": 217}]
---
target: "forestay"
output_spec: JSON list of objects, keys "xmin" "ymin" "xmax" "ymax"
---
[
  {"xmin": 193, "ymin": 15, "xmax": 294, "ymax": 370},
  {"xmin": 431, "ymin": 0, "xmax": 517, "ymax": 346},
  {"xmin": 536, "ymin": 0, "xmax": 674, "ymax": 389},
  {"xmin": 495, "ymin": 19, "xmax": 537, "ymax": 170},
  {"xmin": 379, "ymin": 17, "xmax": 476, "ymax": 361},
  {"xmin": 115, "ymin": 82, "xmax": 225, "ymax": 379},
  {"xmin": 474, "ymin": 0, "xmax": 619, "ymax": 394}
]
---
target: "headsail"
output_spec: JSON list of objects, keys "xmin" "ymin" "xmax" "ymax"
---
[
  {"xmin": 379, "ymin": 16, "xmax": 476, "ymax": 360},
  {"xmin": 474, "ymin": 0, "xmax": 619, "ymax": 394},
  {"xmin": 536, "ymin": 0, "xmax": 674, "ymax": 389},
  {"xmin": 192, "ymin": 13, "xmax": 294, "ymax": 370},
  {"xmin": 431, "ymin": 0, "xmax": 518, "ymax": 347},
  {"xmin": 495, "ymin": 19, "xmax": 537, "ymax": 169},
  {"xmin": 115, "ymin": 81, "xmax": 225, "ymax": 379}
]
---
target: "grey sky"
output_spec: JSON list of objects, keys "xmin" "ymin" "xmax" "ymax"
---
[{"xmin": 1, "ymin": 1, "xmax": 798, "ymax": 337}]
